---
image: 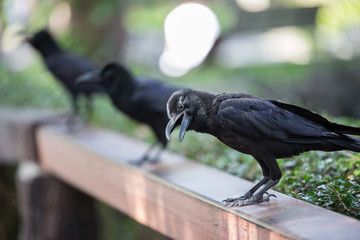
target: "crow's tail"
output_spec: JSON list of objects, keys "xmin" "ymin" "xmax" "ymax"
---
[
  {"xmin": 328, "ymin": 135, "xmax": 360, "ymax": 153},
  {"xmin": 329, "ymin": 123, "xmax": 360, "ymax": 136},
  {"xmin": 269, "ymin": 99, "xmax": 360, "ymax": 135}
]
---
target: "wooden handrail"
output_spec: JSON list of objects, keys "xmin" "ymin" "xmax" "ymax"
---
[{"xmin": 36, "ymin": 124, "xmax": 360, "ymax": 240}]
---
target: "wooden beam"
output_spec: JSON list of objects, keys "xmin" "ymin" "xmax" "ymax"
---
[
  {"xmin": 36, "ymin": 124, "xmax": 360, "ymax": 240},
  {"xmin": 0, "ymin": 107, "xmax": 63, "ymax": 163}
]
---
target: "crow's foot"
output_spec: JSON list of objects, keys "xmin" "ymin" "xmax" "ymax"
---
[
  {"xmin": 223, "ymin": 192, "xmax": 276, "ymax": 207},
  {"xmin": 129, "ymin": 156, "xmax": 160, "ymax": 166},
  {"xmin": 222, "ymin": 191, "xmax": 253, "ymax": 204},
  {"xmin": 65, "ymin": 115, "xmax": 86, "ymax": 132}
]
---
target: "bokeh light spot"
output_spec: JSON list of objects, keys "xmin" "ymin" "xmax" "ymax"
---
[{"xmin": 159, "ymin": 3, "xmax": 220, "ymax": 77}]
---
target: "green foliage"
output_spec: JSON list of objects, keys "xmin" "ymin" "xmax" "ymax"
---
[
  {"xmin": 124, "ymin": 2, "xmax": 237, "ymax": 34},
  {"xmin": 277, "ymin": 151, "xmax": 360, "ymax": 218},
  {"xmin": 0, "ymin": 62, "xmax": 68, "ymax": 108},
  {"xmin": 89, "ymin": 1, "xmax": 119, "ymax": 26},
  {"xmin": 316, "ymin": 0, "xmax": 360, "ymax": 32},
  {"xmin": 124, "ymin": 3, "xmax": 174, "ymax": 33}
]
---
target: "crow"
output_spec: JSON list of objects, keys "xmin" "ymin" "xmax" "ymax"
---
[
  {"xmin": 165, "ymin": 89, "xmax": 360, "ymax": 207},
  {"xmin": 27, "ymin": 29, "xmax": 103, "ymax": 126},
  {"xmin": 77, "ymin": 63, "xmax": 181, "ymax": 164}
]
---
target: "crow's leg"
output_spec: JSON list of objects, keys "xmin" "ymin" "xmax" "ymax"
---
[
  {"xmin": 66, "ymin": 96, "xmax": 84, "ymax": 132},
  {"xmin": 224, "ymin": 180, "xmax": 279, "ymax": 207},
  {"xmin": 71, "ymin": 95, "xmax": 79, "ymax": 117},
  {"xmin": 146, "ymin": 144, "xmax": 165, "ymax": 164},
  {"xmin": 223, "ymin": 157, "xmax": 270, "ymax": 204},
  {"xmin": 222, "ymin": 176, "xmax": 269, "ymax": 205},
  {"xmin": 129, "ymin": 142, "xmax": 162, "ymax": 166},
  {"xmin": 223, "ymin": 157, "xmax": 280, "ymax": 207},
  {"xmin": 85, "ymin": 95, "xmax": 94, "ymax": 122}
]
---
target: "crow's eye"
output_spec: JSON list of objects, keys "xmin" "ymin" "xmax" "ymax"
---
[{"xmin": 177, "ymin": 104, "xmax": 184, "ymax": 112}]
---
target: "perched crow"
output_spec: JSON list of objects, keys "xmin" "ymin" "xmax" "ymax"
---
[
  {"xmin": 165, "ymin": 89, "xmax": 360, "ymax": 207},
  {"xmin": 77, "ymin": 63, "xmax": 181, "ymax": 164},
  {"xmin": 27, "ymin": 29, "xmax": 103, "ymax": 125}
]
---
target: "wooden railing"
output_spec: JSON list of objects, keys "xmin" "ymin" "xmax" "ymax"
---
[{"xmin": 1, "ymin": 107, "xmax": 360, "ymax": 240}]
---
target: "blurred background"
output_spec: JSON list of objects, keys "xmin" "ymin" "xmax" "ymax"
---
[{"xmin": 1, "ymin": 0, "xmax": 360, "ymax": 239}]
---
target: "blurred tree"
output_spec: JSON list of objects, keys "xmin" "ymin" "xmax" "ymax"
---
[{"xmin": 67, "ymin": 0, "xmax": 127, "ymax": 62}]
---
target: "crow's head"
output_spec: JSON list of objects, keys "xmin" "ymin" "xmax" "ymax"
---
[
  {"xmin": 26, "ymin": 29, "xmax": 59, "ymax": 54},
  {"xmin": 27, "ymin": 29, "xmax": 51, "ymax": 46},
  {"xmin": 166, "ymin": 89, "xmax": 213, "ymax": 142},
  {"xmin": 76, "ymin": 63, "xmax": 133, "ymax": 92}
]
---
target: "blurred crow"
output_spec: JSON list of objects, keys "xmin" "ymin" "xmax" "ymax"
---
[
  {"xmin": 27, "ymin": 29, "xmax": 103, "ymax": 126},
  {"xmin": 77, "ymin": 63, "xmax": 181, "ymax": 164},
  {"xmin": 166, "ymin": 89, "xmax": 360, "ymax": 207}
]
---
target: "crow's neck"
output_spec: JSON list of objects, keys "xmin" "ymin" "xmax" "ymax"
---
[
  {"xmin": 36, "ymin": 41, "xmax": 62, "ymax": 58},
  {"xmin": 109, "ymin": 78, "xmax": 136, "ymax": 105},
  {"xmin": 192, "ymin": 91, "xmax": 217, "ymax": 133}
]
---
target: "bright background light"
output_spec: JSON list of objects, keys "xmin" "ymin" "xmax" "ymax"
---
[
  {"xmin": 261, "ymin": 27, "xmax": 312, "ymax": 64},
  {"xmin": 159, "ymin": 3, "xmax": 220, "ymax": 77},
  {"xmin": 215, "ymin": 27, "xmax": 312, "ymax": 67},
  {"xmin": 49, "ymin": 2, "xmax": 72, "ymax": 33},
  {"xmin": 235, "ymin": 0, "xmax": 270, "ymax": 12}
]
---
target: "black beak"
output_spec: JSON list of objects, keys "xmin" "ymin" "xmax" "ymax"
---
[
  {"xmin": 75, "ymin": 70, "xmax": 101, "ymax": 85},
  {"xmin": 165, "ymin": 112, "xmax": 192, "ymax": 142}
]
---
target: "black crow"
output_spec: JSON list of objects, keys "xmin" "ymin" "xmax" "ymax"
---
[
  {"xmin": 165, "ymin": 89, "xmax": 360, "ymax": 207},
  {"xmin": 27, "ymin": 29, "xmax": 103, "ymax": 126},
  {"xmin": 77, "ymin": 63, "xmax": 181, "ymax": 164}
]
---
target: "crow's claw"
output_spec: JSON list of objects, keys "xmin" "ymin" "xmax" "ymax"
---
[
  {"xmin": 129, "ymin": 157, "xmax": 148, "ymax": 166},
  {"xmin": 222, "ymin": 191, "xmax": 253, "ymax": 205},
  {"xmin": 222, "ymin": 197, "xmax": 237, "ymax": 204},
  {"xmin": 222, "ymin": 192, "xmax": 277, "ymax": 207},
  {"xmin": 264, "ymin": 192, "xmax": 277, "ymax": 199}
]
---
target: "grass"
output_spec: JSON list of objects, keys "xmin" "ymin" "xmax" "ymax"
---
[{"xmin": 1, "ymin": 60, "xmax": 359, "ymax": 222}]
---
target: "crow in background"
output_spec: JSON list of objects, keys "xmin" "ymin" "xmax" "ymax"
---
[
  {"xmin": 165, "ymin": 89, "xmax": 360, "ymax": 207},
  {"xmin": 77, "ymin": 63, "xmax": 181, "ymax": 164},
  {"xmin": 27, "ymin": 29, "xmax": 103, "ymax": 127}
]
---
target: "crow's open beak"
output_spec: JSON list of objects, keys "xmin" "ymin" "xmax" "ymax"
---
[
  {"xmin": 75, "ymin": 70, "xmax": 101, "ymax": 85},
  {"xmin": 165, "ymin": 112, "xmax": 192, "ymax": 142}
]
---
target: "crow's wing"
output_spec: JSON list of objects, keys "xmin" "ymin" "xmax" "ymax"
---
[
  {"xmin": 133, "ymin": 77, "xmax": 180, "ymax": 114},
  {"xmin": 269, "ymin": 99, "xmax": 360, "ymax": 135},
  {"xmin": 46, "ymin": 52, "xmax": 102, "ymax": 94},
  {"xmin": 218, "ymin": 97, "xmax": 337, "ymax": 142}
]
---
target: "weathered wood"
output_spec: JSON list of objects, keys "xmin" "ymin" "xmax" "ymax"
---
[
  {"xmin": 17, "ymin": 161, "xmax": 98, "ymax": 240},
  {"xmin": 0, "ymin": 107, "xmax": 63, "ymax": 163},
  {"xmin": 36, "ymin": 124, "xmax": 360, "ymax": 240}
]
